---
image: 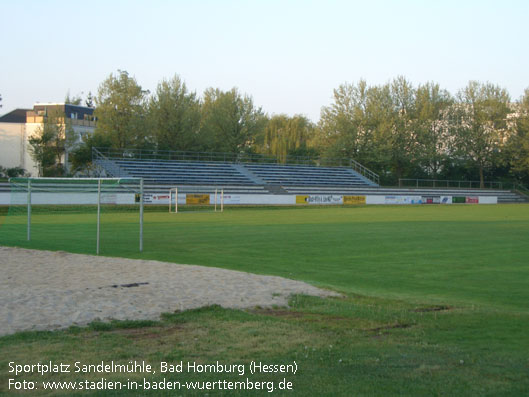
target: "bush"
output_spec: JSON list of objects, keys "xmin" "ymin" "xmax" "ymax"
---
[{"xmin": 0, "ymin": 166, "xmax": 27, "ymax": 178}]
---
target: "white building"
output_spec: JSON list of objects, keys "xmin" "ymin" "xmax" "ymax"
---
[{"xmin": 0, "ymin": 103, "xmax": 96, "ymax": 176}]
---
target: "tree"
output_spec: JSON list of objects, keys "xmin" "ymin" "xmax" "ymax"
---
[
  {"xmin": 413, "ymin": 83, "xmax": 453, "ymax": 177},
  {"xmin": 382, "ymin": 76, "xmax": 417, "ymax": 183},
  {"xmin": 507, "ymin": 88, "xmax": 529, "ymax": 182},
  {"xmin": 0, "ymin": 93, "xmax": 2, "ymax": 108},
  {"xmin": 28, "ymin": 107, "xmax": 74, "ymax": 176},
  {"xmin": 451, "ymin": 81, "xmax": 512, "ymax": 187},
  {"xmin": 148, "ymin": 76, "xmax": 203, "ymax": 152},
  {"xmin": 70, "ymin": 132, "xmax": 113, "ymax": 175},
  {"xmin": 318, "ymin": 80, "xmax": 375, "ymax": 165},
  {"xmin": 85, "ymin": 91, "xmax": 95, "ymax": 108},
  {"xmin": 261, "ymin": 114, "xmax": 315, "ymax": 163},
  {"xmin": 94, "ymin": 70, "xmax": 150, "ymax": 149},
  {"xmin": 318, "ymin": 77, "xmax": 418, "ymax": 183},
  {"xmin": 200, "ymin": 88, "xmax": 267, "ymax": 153},
  {"xmin": 65, "ymin": 91, "xmax": 83, "ymax": 105}
]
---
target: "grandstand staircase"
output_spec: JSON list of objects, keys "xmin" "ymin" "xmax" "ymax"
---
[
  {"xmin": 231, "ymin": 164, "xmax": 266, "ymax": 185},
  {"xmin": 265, "ymin": 185, "xmax": 288, "ymax": 194},
  {"xmin": 92, "ymin": 148, "xmax": 130, "ymax": 178}
]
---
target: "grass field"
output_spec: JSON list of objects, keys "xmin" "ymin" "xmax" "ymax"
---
[{"xmin": 1, "ymin": 204, "xmax": 529, "ymax": 395}]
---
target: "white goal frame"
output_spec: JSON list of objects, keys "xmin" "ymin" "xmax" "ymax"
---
[
  {"xmin": 11, "ymin": 177, "xmax": 144, "ymax": 254},
  {"xmin": 169, "ymin": 187, "xmax": 224, "ymax": 213}
]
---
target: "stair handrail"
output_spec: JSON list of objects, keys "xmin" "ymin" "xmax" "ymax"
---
[{"xmin": 350, "ymin": 159, "xmax": 379, "ymax": 186}]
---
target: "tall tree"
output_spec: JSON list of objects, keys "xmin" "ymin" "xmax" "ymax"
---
[
  {"xmin": 28, "ymin": 107, "xmax": 75, "ymax": 176},
  {"xmin": 201, "ymin": 88, "xmax": 266, "ymax": 153},
  {"xmin": 318, "ymin": 80, "xmax": 375, "ymax": 165},
  {"xmin": 413, "ymin": 82, "xmax": 453, "ymax": 177},
  {"xmin": 85, "ymin": 91, "xmax": 95, "ymax": 108},
  {"xmin": 451, "ymin": 81, "xmax": 512, "ymax": 187},
  {"xmin": 149, "ymin": 76, "xmax": 203, "ymax": 152},
  {"xmin": 261, "ymin": 114, "xmax": 315, "ymax": 162},
  {"xmin": 384, "ymin": 76, "xmax": 417, "ymax": 182},
  {"xmin": 65, "ymin": 91, "xmax": 82, "ymax": 105},
  {"xmin": 507, "ymin": 88, "xmax": 529, "ymax": 182},
  {"xmin": 94, "ymin": 70, "xmax": 150, "ymax": 149},
  {"xmin": 200, "ymin": 88, "xmax": 267, "ymax": 153}
]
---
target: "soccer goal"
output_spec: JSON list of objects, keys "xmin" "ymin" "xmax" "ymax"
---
[
  {"xmin": 169, "ymin": 187, "xmax": 224, "ymax": 213},
  {"xmin": 3, "ymin": 177, "xmax": 144, "ymax": 255}
]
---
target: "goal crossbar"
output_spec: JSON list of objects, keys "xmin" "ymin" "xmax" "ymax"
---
[{"xmin": 9, "ymin": 177, "xmax": 144, "ymax": 254}]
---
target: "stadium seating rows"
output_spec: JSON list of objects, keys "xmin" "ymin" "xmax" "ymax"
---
[{"xmin": 108, "ymin": 159, "xmax": 377, "ymax": 188}]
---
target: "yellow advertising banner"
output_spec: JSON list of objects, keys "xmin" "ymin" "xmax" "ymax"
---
[
  {"xmin": 343, "ymin": 195, "xmax": 366, "ymax": 205},
  {"xmin": 296, "ymin": 195, "xmax": 309, "ymax": 204},
  {"xmin": 186, "ymin": 194, "xmax": 210, "ymax": 205}
]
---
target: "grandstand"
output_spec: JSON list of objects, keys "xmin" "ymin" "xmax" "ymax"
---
[
  {"xmin": 86, "ymin": 147, "xmax": 529, "ymax": 203},
  {"xmin": 92, "ymin": 147, "xmax": 378, "ymax": 194},
  {"xmin": 3, "ymin": 148, "xmax": 527, "ymax": 203}
]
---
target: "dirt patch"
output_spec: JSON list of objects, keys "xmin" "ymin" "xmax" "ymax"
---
[
  {"xmin": 367, "ymin": 323, "xmax": 412, "ymax": 333},
  {"xmin": 250, "ymin": 309, "xmax": 352, "ymax": 325},
  {"xmin": 111, "ymin": 282, "xmax": 150, "ymax": 288},
  {"xmin": 413, "ymin": 305, "xmax": 452, "ymax": 312},
  {"xmin": 250, "ymin": 309, "xmax": 307, "ymax": 318},
  {"xmin": 110, "ymin": 325, "xmax": 184, "ymax": 340}
]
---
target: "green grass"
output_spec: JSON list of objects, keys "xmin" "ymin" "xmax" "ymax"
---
[{"xmin": 1, "ymin": 204, "xmax": 529, "ymax": 395}]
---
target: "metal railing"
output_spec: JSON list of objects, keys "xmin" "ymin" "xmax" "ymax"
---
[
  {"xmin": 398, "ymin": 178, "xmax": 527, "ymax": 190},
  {"xmin": 92, "ymin": 147, "xmax": 380, "ymax": 185}
]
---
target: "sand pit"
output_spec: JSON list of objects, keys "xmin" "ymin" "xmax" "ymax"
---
[{"xmin": 0, "ymin": 246, "xmax": 339, "ymax": 336}]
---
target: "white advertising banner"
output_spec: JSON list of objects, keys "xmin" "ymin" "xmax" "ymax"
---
[
  {"xmin": 478, "ymin": 196, "xmax": 498, "ymax": 204},
  {"xmin": 296, "ymin": 195, "xmax": 343, "ymax": 205},
  {"xmin": 384, "ymin": 195, "xmax": 423, "ymax": 205}
]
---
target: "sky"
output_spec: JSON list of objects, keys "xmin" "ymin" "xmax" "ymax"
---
[{"xmin": 1, "ymin": 0, "xmax": 528, "ymax": 122}]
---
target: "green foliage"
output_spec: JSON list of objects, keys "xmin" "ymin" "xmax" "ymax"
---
[
  {"xmin": 450, "ymin": 81, "xmax": 512, "ymax": 187},
  {"xmin": 70, "ymin": 71, "xmax": 528, "ymax": 183},
  {"xmin": 318, "ymin": 78, "xmax": 523, "ymax": 184},
  {"xmin": 69, "ymin": 132, "xmax": 113, "ymax": 174},
  {"xmin": 27, "ymin": 107, "xmax": 74, "ymax": 177},
  {"xmin": 261, "ymin": 114, "xmax": 315, "ymax": 162},
  {"xmin": 85, "ymin": 91, "xmax": 95, "ymax": 108},
  {"xmin": 0, "ymin": 166, "xmax": 27, "ymax": 178},
  {"xmin": 201, "ymin": 87, "xmax": 267, "ymax": 153},
  {"xmin": 148, "ymin": 76, "xmax": 203, "ymax": 152},
  {"xmin": 507, "ymin": 88, "xmax": 529, "ymax": 182},
  {"xmin": 413, "ymin": 83, "xmax": 453, "ymax": 176},
  {"xmin": 64, "ymin": 90, "xmax": 83, "ymax": 105},
  {"xmin": 94, "ymin": 70, "xmax": 150, "ymax": 149}
]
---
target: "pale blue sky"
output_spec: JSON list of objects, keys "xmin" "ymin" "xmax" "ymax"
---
[{"xmin": 1, "ymin": 0, "xmax": 528, "ymax": 121}]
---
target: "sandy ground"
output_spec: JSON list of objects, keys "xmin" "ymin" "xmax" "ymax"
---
[{"xmin": 0, "ymin": 246, "xmax": 339, "ymax": 336}]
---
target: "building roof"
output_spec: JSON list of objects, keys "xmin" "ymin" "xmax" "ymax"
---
[
  {"xmin": 0, "ymin": 108, "xmax": 31, "ymax": 123},
  {"xmin": 33, "ymin": 103, "xmax": 94, "ymax": 118}
]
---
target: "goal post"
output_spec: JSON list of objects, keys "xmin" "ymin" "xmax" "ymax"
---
[
  {"xmin": 169, "ymin": 187, "xmax": 224, "ymax": 213},
  {"xmin": 3, "ymin": 177, "xmax": 144, "ymax": 254},
  {"xmin": 169, "ymin": 187, "xmax": 178, "ymax": 213}
]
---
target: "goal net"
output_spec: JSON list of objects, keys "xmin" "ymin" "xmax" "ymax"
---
[
  {"xmin": 0, "ymin": 177, "xmax": 144, "ymax": 255},
  {"xmin": 169, "ymin": 187, "xmax": 224, "ymax": 213}
]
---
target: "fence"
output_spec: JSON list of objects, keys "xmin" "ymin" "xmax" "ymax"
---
[{"xmin": 399, "ymin": 178, "xmax": 528, "ymax": 191}]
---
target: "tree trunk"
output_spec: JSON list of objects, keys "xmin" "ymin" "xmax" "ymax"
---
[{"xmin": 479, "ymin": 166, "xmax": 484, "ymax": 188}]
